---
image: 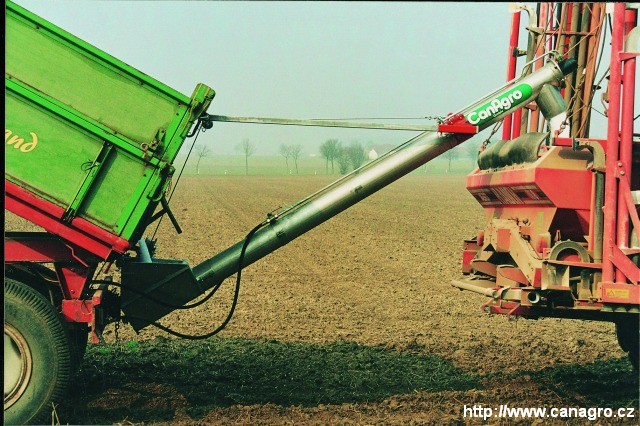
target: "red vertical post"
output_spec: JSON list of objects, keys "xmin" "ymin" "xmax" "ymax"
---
[
  {"xmin": 548, "ymin": 3, "xmax": 555, "ymax": 52},
  {"xmin": 512, "ymin": 109, "xmax": 523, "ymax": 138},
  {"xmin": 559, "ymin": 3, "xmax": 573, "ymax": 102},
  {"xmin": 530, "ymin": 3, "xmax": 550, "ymax": 133},
  {"xmin": 564, "ymin": 3, "xmax": 573, "ymax": 55},
  {"xmin": 602, "ymin": 3, "xmax": 626, "ymax": 283},
  {"xmin": 502, "ymin": 10, "xmax": 521, "ymax": 141},
  {"xmin": 615, "ymin": 7, "xmax": 638, "ymax": 283}
]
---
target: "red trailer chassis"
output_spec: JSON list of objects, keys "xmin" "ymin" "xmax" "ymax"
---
[{"xmin": 5, "ymin": 181, "xmax": 129, "ymax": 344}]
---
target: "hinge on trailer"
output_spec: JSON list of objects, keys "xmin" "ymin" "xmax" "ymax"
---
[
  {"xmin": 150, "ymin": 128, "xmax": 165, "ymax": 151},
  {"xmin": 144, "ymin": 163, "xmax": 182, "ymax": 234},
  {"xmin": 63, "ymin": 142, "xmax": 114, "ymax": 222},
  {"xmin": 140, "ymin": 129, "xmax": 165, "ymax": 160}
]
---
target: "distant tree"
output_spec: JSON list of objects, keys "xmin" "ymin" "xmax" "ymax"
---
[
  {"xmin": 336, "ymin": 145, "xmax": 350, "ymax": 175},
  {"xmin": 319, "ymin": 139, "xmax": 340, "ymax": 174},
  {"xmin": 194, "ymin": 144, "xmax": 211, "ymax": 175},
  {"xmin": 346, "ymin": 141, "xmax": 367, "ymax": 169},
  {"xmin": 236, "ymin": 138, "xmax": 255, "ymax": 175},
  {"xmin": 279, "ymin": 144, "xmax": 291, "ymax": 173},
  {"xmin": 443, "ymin": 148, "xmax": 458, "ymax": 173},
  {"xmin": 319, "ymin": 142, "xmax": 330, "ymax": 173},
  {"xmin": 290, "ymin": 144, "xmax": 302, "ymax": 174}
]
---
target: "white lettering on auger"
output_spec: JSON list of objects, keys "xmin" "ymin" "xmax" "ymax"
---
[{"xmin": 467, "ymin": 89, "xmax": 524, "ymax": 125}]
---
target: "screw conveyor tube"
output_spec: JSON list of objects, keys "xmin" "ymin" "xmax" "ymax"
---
[{"xmin": 193, "ymin": 58, "xmax": 576, "ymax": 290}]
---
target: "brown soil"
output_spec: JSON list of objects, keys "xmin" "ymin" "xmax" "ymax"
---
[{"xmin": 5, "ymin": 174, "xmax": 638, "ymax": 424}]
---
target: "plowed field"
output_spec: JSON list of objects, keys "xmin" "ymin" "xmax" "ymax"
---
[{"xmin": 6, "ymin": 174, "xmax": 639, "ymax": 424}]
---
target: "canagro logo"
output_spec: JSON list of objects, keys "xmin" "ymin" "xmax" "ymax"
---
[{"xmin": 466, "ymin": 84, "xmax": 533, "ymax": 126}]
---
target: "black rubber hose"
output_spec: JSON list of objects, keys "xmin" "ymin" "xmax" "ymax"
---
[{"xmin": 122, "ymin": 220, "xmax": 268, "ymax": 340}]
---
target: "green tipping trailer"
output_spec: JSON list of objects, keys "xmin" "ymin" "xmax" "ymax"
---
[
  {"xmin": 5, "ymin": 2, "xmax": 213, "ymax": 423},
  {"xmin": 5, "ymin": 1, "xmax": 214, "ymax": 255}
]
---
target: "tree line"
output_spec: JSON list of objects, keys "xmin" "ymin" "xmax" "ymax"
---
[
  {"xmin": 191, "ymin": 139, "xmax": 369, "ymax": 175},
  {"xmin": 319, "ymin": 139, "xmax": 368, "ymax": 174},
  {"xmin": 192, "ymin": 135, "xmax": 485, "ymax": 175},
  {"xmin": 279, "ymin": 144, "xmax": 303, "ymax": 174}
]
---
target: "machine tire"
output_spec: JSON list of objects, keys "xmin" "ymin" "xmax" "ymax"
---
[
  {"xmin": 615, "ymin": 319, "xmax": 639, "ymax": 371},
  {"xmin": 6, "ymin": 263, "xmax": 88, "ymax": 373},
  {"xmin": 4, "ymin": 278, "xmax": 72, "ymax": 425}
]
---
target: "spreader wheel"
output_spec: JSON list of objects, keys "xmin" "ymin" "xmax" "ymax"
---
[
  {"xmin": 615, "ymin": 318, "xmax": 639, "ymax": 372},
  {"xmin": 4, "ymin": 278, "xmax": 72, "ymax": 425}
]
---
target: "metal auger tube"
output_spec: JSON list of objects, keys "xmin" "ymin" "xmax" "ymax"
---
[
  {"xmin": 193, "ymin": 57, "xmax": 576, "ymax": 290},
  {"xmin": 192, "ymin": 130, "xmax": 459, "ymax": 287}
]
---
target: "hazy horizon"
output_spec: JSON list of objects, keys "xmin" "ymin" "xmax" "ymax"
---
[{"xmin": 13, "ymin": 1, "xmax": 621, "ymax": 159}]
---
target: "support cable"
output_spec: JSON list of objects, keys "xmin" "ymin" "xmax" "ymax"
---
[{"xmin": 150, "ymin": 119, "xmax": 204, "ymax": 241}]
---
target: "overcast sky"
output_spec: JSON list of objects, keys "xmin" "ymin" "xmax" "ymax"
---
[{"xmin": 13, "ymin": 1, "xmax": 616, "ymax": 156}]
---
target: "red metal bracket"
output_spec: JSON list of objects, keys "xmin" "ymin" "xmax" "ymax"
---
[
  {"xmin": 61, "ymin": 289, "xmax": 105, "ymax": 344},
  {"xmin": 482, "ymin": 299, "xmax": 531, "ymax": 318},
  {"xmin": 62, "ymin": 299, "xmax": 94, "ymax": 322},
  {"xmin": 609, "ymin": 244, "xmax": 640, "ymax": 284},
  {"xmin": 55, "ymin": 264, "xmax": 94, "ymax": 300},
  {"xmin": 437, "ymin": 124, "xmax": 479, "ymax": 134},
  {"xmin": 619, "ymin": 52, "xmax": 640, "ymax": 61},
  {"xmin": 553, "ymin": 137, "xmax": 573, "ymax": 147}
]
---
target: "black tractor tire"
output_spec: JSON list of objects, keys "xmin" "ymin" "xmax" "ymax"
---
[
  {"xmin": 616, "ymin": 318, "xmax": 639, "ymax": 372},
  {"xmin": 4, "ymin": 278, "xmax": 72, "ymax": 425},
  {"xmin": 6, "ymin": 263, "xmax": 89, "ymax": 374}
]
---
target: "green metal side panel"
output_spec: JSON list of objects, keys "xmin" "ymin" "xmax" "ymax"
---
[{"xmin": 5, "ymin": 1, "xmax": 215, "ymax": 243}]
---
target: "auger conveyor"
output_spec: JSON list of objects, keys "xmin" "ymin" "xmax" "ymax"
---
[{"xmin": 121, "ymin": 56, "xmax": 577, "ymax": 330}]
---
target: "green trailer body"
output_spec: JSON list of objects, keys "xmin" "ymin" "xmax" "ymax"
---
[{"xmin": 5, "ymin": 1, "xmax": 215, "ymax": 250}]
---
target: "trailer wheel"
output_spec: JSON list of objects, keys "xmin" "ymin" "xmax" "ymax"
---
[
  {"xmin": 616, "ymin": 319, "xmax": 639, "ymax": 372},
  {"xmin": 4, "ymin": 279, "xmax": 71, "ymax": 425}
]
